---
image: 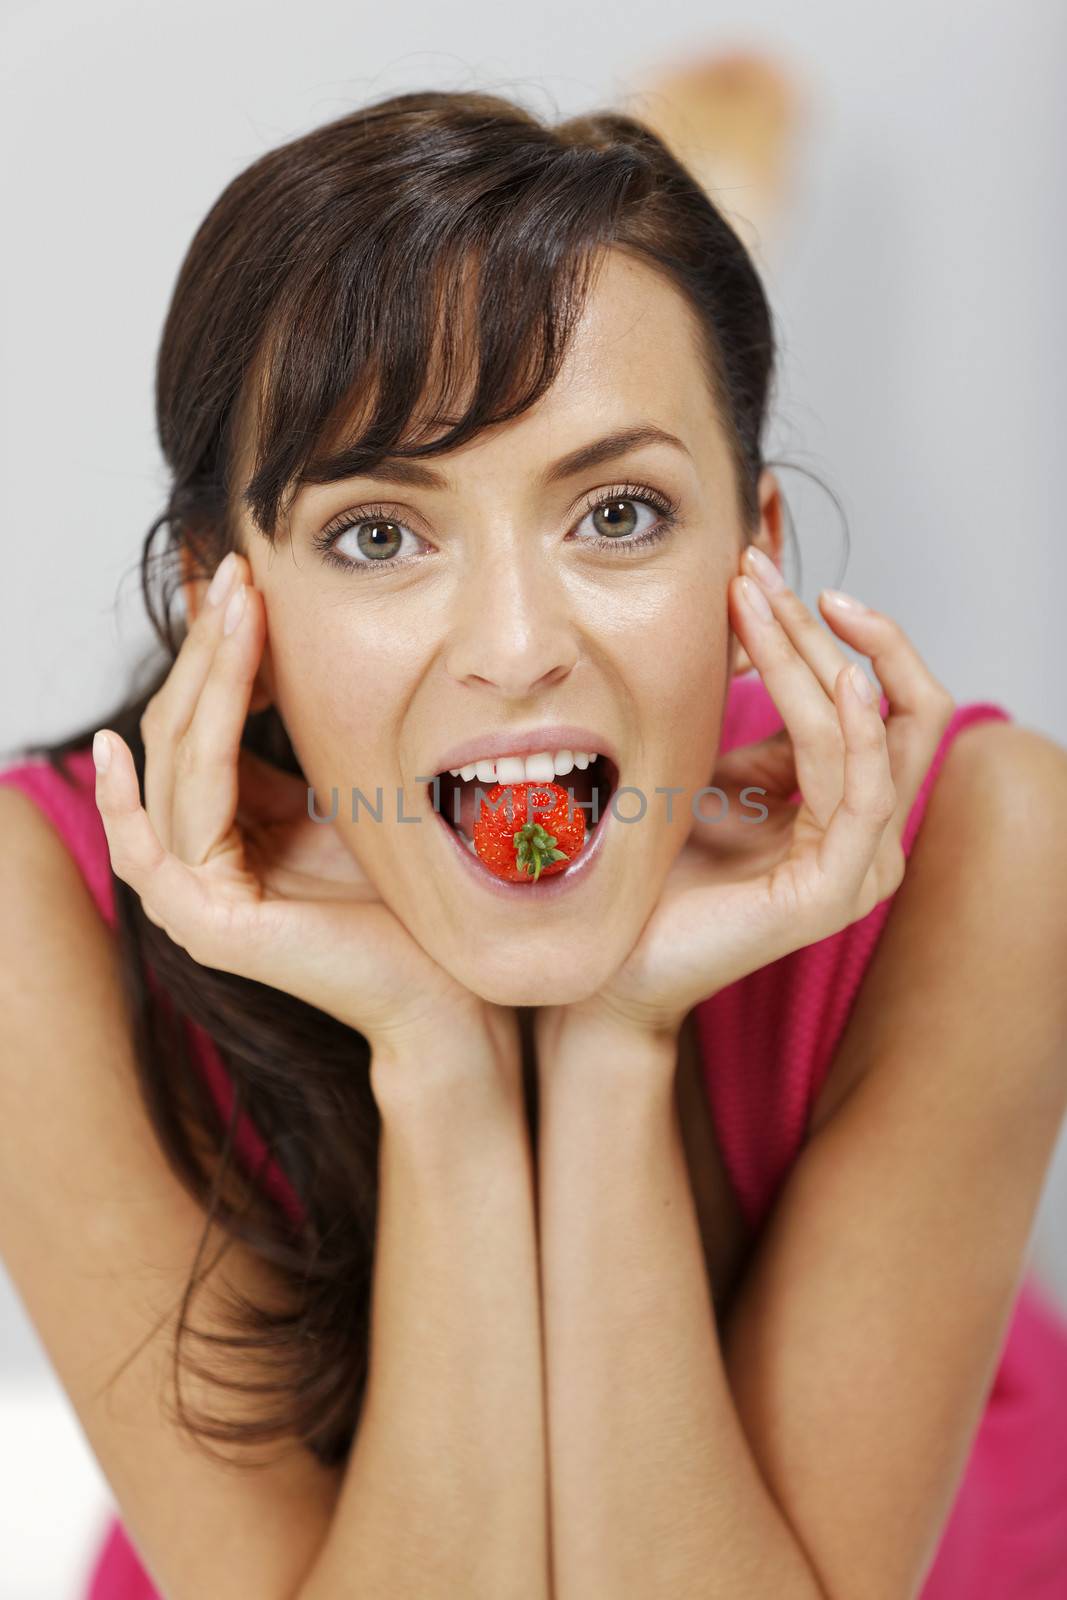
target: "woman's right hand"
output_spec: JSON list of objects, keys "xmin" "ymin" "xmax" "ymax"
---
[{"xmin": 92, "ymin": 552, "xmax": 517, "ymax": 1079}]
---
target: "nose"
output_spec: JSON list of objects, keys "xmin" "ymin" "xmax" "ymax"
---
[{"xmin": 443, "ymin": 541, "xmax": 579, "ymax": 698}]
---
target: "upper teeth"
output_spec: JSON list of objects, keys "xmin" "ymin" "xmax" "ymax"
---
[{"xmin": 445, "ymin": 749, "xmax": 599, "ymax": 783}]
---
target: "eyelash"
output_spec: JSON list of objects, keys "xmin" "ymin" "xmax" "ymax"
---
[{"xmin": 312, "ymin": 481, "xmax": 682, "ymax": 575}]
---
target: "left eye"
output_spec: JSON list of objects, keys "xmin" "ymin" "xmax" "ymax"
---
[{"xmin": 574, "ymin": 496, "xmax": 661, "ymax": 543}]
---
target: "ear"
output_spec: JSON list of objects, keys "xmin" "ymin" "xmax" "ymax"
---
[
  {"xmin": 179, "ymin": 542, "xmax": 273, "ymax": 714},
  {"xmin": 731, "ymin": 467, "xmax": 785, "ymax": 678}
]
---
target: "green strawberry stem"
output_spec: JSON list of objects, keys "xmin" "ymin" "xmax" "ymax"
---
[{"xmin": 513, "ymin": 821, "xmax": 570, "ymax": 882}]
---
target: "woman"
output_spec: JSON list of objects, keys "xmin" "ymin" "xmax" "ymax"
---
[{"xmin": 1, "ymin": 88, "xmax": 1066, "ymax": 1600}]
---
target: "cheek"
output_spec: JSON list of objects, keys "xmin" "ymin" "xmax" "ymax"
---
[
  {"xmin": 623, "ymin": 581, "xmax": 728, "ymax": 746},
  {"xmin": 264, "ymin": 604, "xmax": 402, "ymax": 770}
]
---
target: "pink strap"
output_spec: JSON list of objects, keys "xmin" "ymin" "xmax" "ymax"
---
[{"xmin": 0, "ymin": 748, "xmax": 116, "ymax": 925}]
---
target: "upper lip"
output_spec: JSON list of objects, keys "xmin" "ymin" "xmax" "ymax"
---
[{"xmin": 426, "ymin": 725, "xmax": 619, "ymax": 778}]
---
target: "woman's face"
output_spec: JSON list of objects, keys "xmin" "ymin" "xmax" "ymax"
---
[{"xmin": 240, "ymin": 249, "xmax": 774, "ymax": 1007}]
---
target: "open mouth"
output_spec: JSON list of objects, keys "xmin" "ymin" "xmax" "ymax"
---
[{"xmin": 427, "ymin": 753, "xmax": 620, "ymax": 868}]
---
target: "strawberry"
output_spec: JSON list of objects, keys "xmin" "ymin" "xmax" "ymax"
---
[{"xmin": 471, "ymin": 781, "xmax": 587, "ymax": 883}]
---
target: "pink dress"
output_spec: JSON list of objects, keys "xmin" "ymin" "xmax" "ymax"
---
[{"xmin": 2, "ymin": 670, "xmax": 1065, "ymax": 1597}]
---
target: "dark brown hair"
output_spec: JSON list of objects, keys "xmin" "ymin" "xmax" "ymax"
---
[{"xmin": 36, "ymin": 86, "xmax": 778, "ymax": 1468}]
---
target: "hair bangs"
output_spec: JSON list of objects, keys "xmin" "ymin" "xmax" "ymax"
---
[{"xmin": 235, "ymin": 137, "xmax": 660, "ymax": 545}]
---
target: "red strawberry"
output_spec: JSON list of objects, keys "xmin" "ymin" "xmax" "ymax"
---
[{"xmin": 471, "ymin": 781, "xmax": 587, "ymax": 883}]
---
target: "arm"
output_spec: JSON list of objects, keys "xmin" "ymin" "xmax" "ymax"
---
[
  {"xmin": 717, "ymin": 722, "xmax": 1067, "ymax": 1599},
  {"xmin": 534, "ymin": 722, "xmax": 1067, "ymax": 1600},
  {"xmin": 0, "ymin": 784, "xmax": 549, "ymax": 1600},
  {"xmin": 301, "ymin": 1034, "xmax": 550, "ymax": 1600},
  {"xmin": 536, "ymin": 1013, "xmax": 824, "ymax": 1599}
]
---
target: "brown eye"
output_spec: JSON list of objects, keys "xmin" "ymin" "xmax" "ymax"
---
[
  {"xmin": 573, "ymin": 490, "xmax": 675, "ymax": 552},
  {"xmin": 353, "ymin": 519, "xmax": 404, "ymax": 560},
  {"xmin": 316, "ymin": 507, "xmax": 427, "ymax": 573},
  {"xmin": 590, "ymin": 499, "xmax": 641, "ymax": 539}
]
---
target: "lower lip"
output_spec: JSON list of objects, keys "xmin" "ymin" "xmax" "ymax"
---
[{"xmin": 430, "ymin": 789, "xmax": 614, "ymax": 901}]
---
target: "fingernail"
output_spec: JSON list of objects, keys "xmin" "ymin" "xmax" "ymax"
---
[
  {"xmin": 223, "ymin": 584, "xmax": 247, "ymax": 636},
  {"xmin": 850, "ymin": 665, "xmax": 874, "ymax": 704},
  {"xmin": 206, "ymin": 551, "xmax": 237, "ymax": 607},
  {"xmin": 92, "ymin": 730, "xmax": 112, "ymax": 773},
  {"xmin": 743, "ymin": 545, "xmax": 785, "ymax": 591},
  {"xmin": 740, "ymin": 575, "xmax": 773, "ymax": 621},
  {"xmin": 821, "ymin": 588, "xmax": 868, "ymax": 613}
]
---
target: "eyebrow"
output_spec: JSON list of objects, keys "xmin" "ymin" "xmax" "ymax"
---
[{"xmin": 299, "ymin": 424, "xmax": 692, "ymax": 496}]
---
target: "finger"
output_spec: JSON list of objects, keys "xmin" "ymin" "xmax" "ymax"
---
[
  {"xmin": 818, "ymin": 590, "xmax": 955, "ymax": 824},
  {"xmin": 141, "ymin": 549, "xmax": 247, "ymax": 848},
  {"xmin": 730, "ymin": 574, "xmax": 846, "ymax": 825},
  {"xmin": 171, "ymin": 580, "xmax": 266, "ymax": 865},
  {"xmin": 92, "ymin": 728, "xmax": 214, "ymax": 941},
  {"xmin": 812, "ymin": 665, "xmax": 899, "ymax": 914},
  {"xmin": 742, "ymin": 547, "xmax": 855, "ymax": 700}
]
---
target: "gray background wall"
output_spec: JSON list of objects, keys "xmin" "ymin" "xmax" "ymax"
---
[{"xmin": 1, "ymin": 0, "xmax": 1064, "ymax": 1593}]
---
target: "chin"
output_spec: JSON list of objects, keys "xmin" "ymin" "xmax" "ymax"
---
[{"xmin": 443, "ymin": 945, "xmax": 623, "ymax": 1010}]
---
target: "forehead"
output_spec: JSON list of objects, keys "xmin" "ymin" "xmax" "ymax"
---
[
  {"xmin": 395, "ymin": 246, "xmax": 707, "ymax": 410},
  {"xmin": 442, "ymin": 249, "xmax": 719, "ymax": 460},
  {"xmin": 554, "ymin": 248, "xmax": 710, "ymax": 400}
]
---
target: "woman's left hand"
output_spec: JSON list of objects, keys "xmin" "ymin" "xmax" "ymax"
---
[{"xmin": 538, "ymin": 553, "xmax": 956, "ymax": 1050}]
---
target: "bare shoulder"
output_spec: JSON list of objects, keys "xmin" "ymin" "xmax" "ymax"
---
[
  {"xmin": 867, "ymin": 713, "xmax": 1067, "ymax": 1046},
  {"xmin": 934, "ymin": 714, "xmax": 1067, "ymax": 810},
  {"xmin": 0, "ymin": 781, "xmax": 343, "ymax": 1599},
  {"xmin": 0, "ymin": 778, "xmax": 124, "ymax": 1053},
  {"xmin": 0, "ymin": 774, "xmax": 101, "ymax": 904},
  {"xmin": 913, "ymin": 717, "xmax": 1067, "ymax": 949}
]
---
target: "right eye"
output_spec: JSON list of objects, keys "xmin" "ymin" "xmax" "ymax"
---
[{"xmin": 314, "ymin": 505, "xmax": 429, "ymax": 574}]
